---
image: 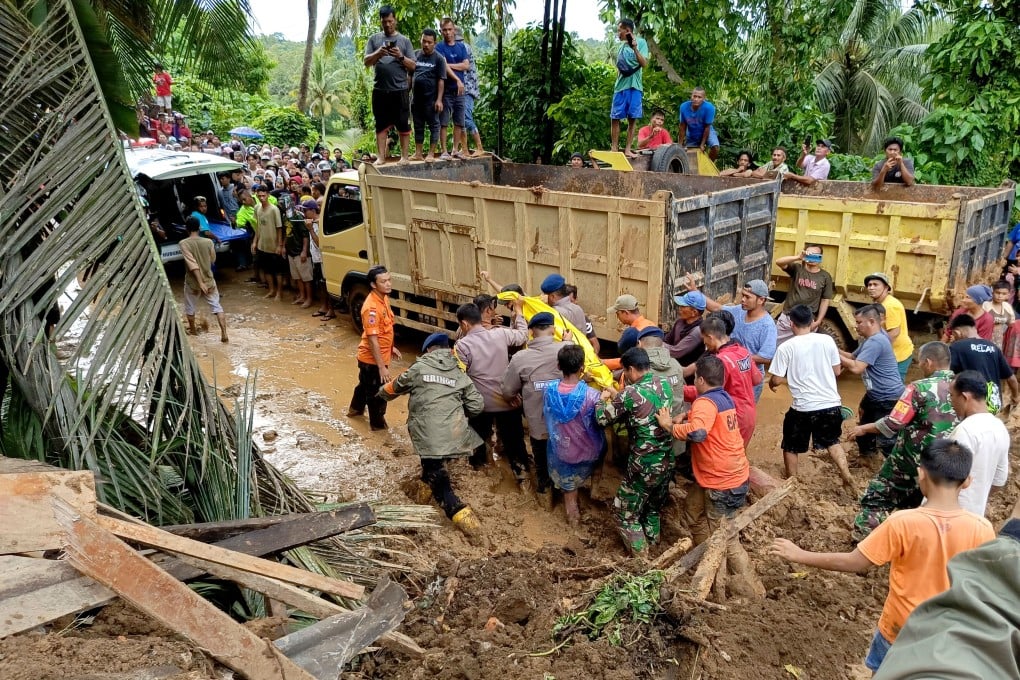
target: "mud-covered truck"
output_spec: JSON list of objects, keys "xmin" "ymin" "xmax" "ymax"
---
[
  {"xmin": 771, "ymin": 180, "xmax": 1017, "ymax": 347},
  {"xmin": 319, "ymin": 157, "xmax": 781, "ymax": 340}
]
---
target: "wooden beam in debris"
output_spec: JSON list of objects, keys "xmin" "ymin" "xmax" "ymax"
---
[
  {"xmin": 97, "ymin": 515, "xmax": 365, "ymax": 600},
  {"xmin": 0, "ymin": 555, "xmax": 114, "ymax": 638},
  {"xmin": 146, "ymin": 504, "xmax": 376, "ymax": 543},
  {"xmin": 54, "ymin": 502, "xmax": 316, "ymax": 680},
  {"xmin": 0, "ymin": 460, "xmax": 97, "ymax": 554}
]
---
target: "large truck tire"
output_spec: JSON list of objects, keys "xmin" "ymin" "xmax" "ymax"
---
[
  {"xmin": 817, "ymin": 317, "xmax": 853, "ymax": 352},
  {"xmin": 347, "ymin": 284, "xmax": 370, "ymax": 333},
  {"xmin": 649, "ymin": 144, "xmax": 690, "ymax": 174}
]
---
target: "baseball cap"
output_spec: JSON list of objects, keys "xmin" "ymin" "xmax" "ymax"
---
[
  {"xmin": 311, "ymin": 153, "xmax": 322, "ymax": 160},
  {"xmin": 421, "ymin": 332, "xmax": 450, "ymax": 352},
  {"xmin": 318, "ymin": 161, "xmax": 332, "ymax": 171},
  {"xmin": 618, "ymin": 327, "xmax": 639, "ymax": 353},
  {"xmin": 300, "ymin": 199, "xmax": 320, "ymax": 212},
  {"xmin": 673, "ymin": 291, "xmax": 707, "ymax": 310},
  {"xmin": 638, "ymin": 326, "xmax": 664, "ymax": 340},
  {"xmin": 817, "ymin": 139, "xmax": 834, "ymax": 149},
  {"xmin": 570, "ymin": 152, "xmax": 584, "ymax": 160},
  {"xmin": 743, "ymin": 279, "xmax": 773, "ymax": 300},
  {"xmin": 608, "ymin": 294, "xmax": 639, "ymax": 313},
  {"xmin": 540, "ymin": 273, "xmax": 566, "ymax": 294},
  {"xmin": 528, "ymin": 312, "xmax": 556, "ymax": 328},
  {"xmin": 863, "ymin": 272, "xmax": 891, "ymax": 289}
]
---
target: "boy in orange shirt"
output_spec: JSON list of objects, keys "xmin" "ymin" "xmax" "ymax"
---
[
  {"xmin": 771, "ymin": 438, "xmax": 994, "ymax": 674},
  {"xmin": 656, "ymin": 354, "xmax": 761, "ymax": 596}
]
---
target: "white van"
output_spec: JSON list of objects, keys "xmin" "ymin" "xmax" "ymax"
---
[{"xmin": 125, "ymin": 148, "xmax": 248, "ymax": 263}]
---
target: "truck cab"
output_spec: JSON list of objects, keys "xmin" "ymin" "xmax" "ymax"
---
[{"xmin": 319, "ymin": 170, "xmax": 370, "ymax": 322}]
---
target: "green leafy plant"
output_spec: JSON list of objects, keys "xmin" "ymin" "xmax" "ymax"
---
[
  {"xmin": 253, "ymin": 106, "xmax": 318, "ymax": 148},
  {"xmin": 553, "ymin": 571, "xmax": 665, "ymax": 646}
]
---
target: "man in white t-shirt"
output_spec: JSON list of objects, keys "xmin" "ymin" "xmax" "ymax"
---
[
  {"xmin": 949, "ymin": 370, "xmax": 1010, "ymax": 516},
  {"xmin": 787, "ymin": 138, "xmax": 832, "ymax": 187},
  {"xmin": 768, "ymin": 304, "xmax": 854, "ymax": 484}
]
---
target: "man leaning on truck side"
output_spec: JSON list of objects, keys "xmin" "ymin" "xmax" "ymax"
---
[
  {"xmin": 348, "ymin": 265, "xmax": 403, "ymax": 430},
  {"xmin": 364, "ymin": 5, "xmax": 416, "ymax": 164},
  {"xmin": 774, "ymin": 245, "xmax": 835, "ymax": 346}
]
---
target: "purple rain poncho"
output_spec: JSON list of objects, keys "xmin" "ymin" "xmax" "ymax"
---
[{"xmin": 542, "ymin": 380, "xmax": 605, "ymax": 491}]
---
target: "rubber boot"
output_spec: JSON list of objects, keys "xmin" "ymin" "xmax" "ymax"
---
[{"xmin": 452, "ymin": 506, "xmax": 487, "ymax": 547}]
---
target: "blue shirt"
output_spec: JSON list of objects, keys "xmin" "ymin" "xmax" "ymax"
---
[
  {"xmin": 678, "ymin": 100, "xmax": 716, "ymax": 146},
  {"xmin": 723, "ymin": 305, "xmax": 777, "ymax": 364},
  {"xmin": 435, "ymin": 40, "xmax": 469, "ymax": 92},
  {"xmin": 190, "ymin": 210, "xmax": 211, "ymax": 233},
  {"xmin": 1008, "ymin": 222, "xmax": 1020, "ymax": 260},
  {"xmin": 853, "ymin": 332, "xmax": 904, "ymax": 401}
]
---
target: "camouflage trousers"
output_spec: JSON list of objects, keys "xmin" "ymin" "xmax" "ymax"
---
[
  {"xmin": 853, "ymin": 446, "xmax": 924, "ymax": 542},
  {"xmin": 614, "ymin": 445, "xmax": 675, "ymax": 554}
]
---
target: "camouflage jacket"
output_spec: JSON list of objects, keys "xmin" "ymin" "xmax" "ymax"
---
[
  {"xmin": 595, "ymin": 372, "xmax": 674, "ymax": 457},
  {"xmin": 874, "ymin": 369, "xmax": 957, "ymax": 461}
]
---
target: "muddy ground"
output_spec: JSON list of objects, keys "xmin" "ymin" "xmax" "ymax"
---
[{"xmin": 3, "ymin": 267, "xmax": 1018, "ymax": 680}]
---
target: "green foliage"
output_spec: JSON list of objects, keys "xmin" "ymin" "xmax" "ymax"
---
[
  {"xmin": 547, "ymin": 62, "xmax": 615, "ymax": 158},
  {"xmin": 171, "ymin": 74, "xmax": 271, "ymax": 137},
  {"xmin": 553, "ymin": 571, "xmax": 664, "ymax": 646},
  {"xmin": 827, "ymin": 153, "xmax": 875, "ymax": 181},
  {"xmin": 253, "ymin": 107, "xmax": 318, "ymax": 148}
]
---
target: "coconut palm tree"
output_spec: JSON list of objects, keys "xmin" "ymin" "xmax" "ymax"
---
[
  {"xmin": 811, "ymin": 0, "xmax": 945, "ymax": 154},
  {"xmin": 306, "ymin": 51, "xmax": 352, "ymax": 141},
  {"xmin": 297, "ymin": 0, "xmax": 317, "ymax": 112},
  {"xmin": 21, "ymin": 0, "xmax": 264, "ymax": 133}
]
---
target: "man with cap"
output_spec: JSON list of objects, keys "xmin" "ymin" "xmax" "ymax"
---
[
  {"xmin": 348, "ymin": 265, "xmax": 403, "ymax": 430},
  {"xmin": 502, "ymin": 311, "xmax": 570, "ymax": 508},
  {"xmin": 942, "ymin": 285, "xmax": 994, "ymax": 342},
  {"xmin": 454, "ymin": 300, "xmax": 531, "ymax": 488},
  {"xmin": 664, "ymin": 290, "xmax": 707, "ymax": 367},
  {"xmin": 788, "ymin": 138, "xmax": 833, "ymax": 186},
  {"xmin": 604, "ymin": 295, "xmax": 657, "ymax": 371},
  {"xmin": 541, "ymin": 273, "xmax": 600, "ymax": 353},
  {"xmin": 864, "ymin": 272, "xmax": 914, "ymax": 379},
  {"xmin": 569, "ymin": 152, "xmax": 586, "ymax": 169},
  {"xmin": 774, "ymin": 244, "xmax": 834, "ymax": 345},
  {"xmin": 685, "ymin": 277, "xmax": 777, "ymax": 401},
  {"xmin": 379, "ymin": 332, "xmax": 486, "ymax": 543}
]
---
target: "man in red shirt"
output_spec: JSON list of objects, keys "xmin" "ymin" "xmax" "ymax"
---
[
  {"xmin": 657, "ymin": 354, "xmax": 762, "ymax": 596},
  {"xmin": 682, "ymin": 313, "xmax": 760, "ymax": 446},
  {"xmin": 637, "ymin": 109, "xmax": 672, "ymax": 151},
  {"xmin": 153, "ymin": 63, "xmax": 173, "ymax": 114},
  {"xmin": 348, "ymin": 265, "xmax": 403, "ymax": 430}
]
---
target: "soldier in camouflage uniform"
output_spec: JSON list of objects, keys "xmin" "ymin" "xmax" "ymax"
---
[
  {"xmin": 639, "ymin": 326, "xmax": 689, "ymax": 469},
  {"xmin": 595, "ymin": 347, "xmax": 675, "ymax": 554},
  {"xmin": 850, "ymin": 341, "xmax": 957, "ymax": 541}
]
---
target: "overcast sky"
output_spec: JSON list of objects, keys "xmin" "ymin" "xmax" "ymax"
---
[{"xmin": 248, "ymin": 0, "xmax": 608, "ymax": 43}]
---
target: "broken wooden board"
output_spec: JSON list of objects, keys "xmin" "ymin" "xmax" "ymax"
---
[
  {"xmin": 0, "ymin": 458, "xmax": 96, "ymax": 553},
  {"xmin": 172, "ymin": 553, "xmax": 424, "ymax": 659},
  {"xmin": 54, "ymin": 501, "xmax": 316, "ymax": 680},
  {"xmin": 153, "ymin": 504, "xmax": 375, "ymax": 543},
  {"xmin": 274, "ymin": 578, "xmax": 410, "ymax": 679},
  {"xmin": 0, "ymin": 555, "xmax": 114, "ymax": 638},
  {"xmin": 98, "ymin": 515, "xmax": 365, "ymax": 600}
]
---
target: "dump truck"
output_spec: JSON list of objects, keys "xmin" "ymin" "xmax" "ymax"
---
[
  {"xmin": 772, "ymin": 180, "xmax": 1017, "ymax": 347},
  {"xmin": 319, "ymin": 157, "xmax": 781, "ymax": 341}
]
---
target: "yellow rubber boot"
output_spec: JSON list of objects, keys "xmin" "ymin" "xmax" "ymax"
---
[{"xmin": 452, "ymin": 506, "xmax": 487, "ymax": 547}]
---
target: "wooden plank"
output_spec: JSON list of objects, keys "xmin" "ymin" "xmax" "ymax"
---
[
  {"xmin": 98, "ymin": 516, "xmax": 365, "ymax": 601},
  {"xmin": 159, "ymin": 504, "xmax": 375, "ymax": 547},
  {"xmin": 0, "ymin": 556, "xmax": 115, "ymax": 638},
  {"xmin": 669, "ymin": 478, "xmax": 796, "ymax": 579},
  {"xmin": 688, "ymin": 520, "xmax": 732, "ymax": 599},
  {"xmin": 274, "ymin": 579, "xmax": 409, "ymax": 680},
  {"xmin": 0, "ymin": 468, "xmax": 97, "ymax": 553},
  {"xmin": 54, "ymin": 502, "xmax": 315, "ymax": 680}
]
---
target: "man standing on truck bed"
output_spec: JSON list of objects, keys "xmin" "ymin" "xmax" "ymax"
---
[
  {"xmin": 774, "ymin": 245, "xmax": 834, "ymax": 346},
  {"xmin": 609, "ymin": 18, "xmax": 648, "ymax": 158},
  {"xmin": 436, "ymin": 18, "xmax": 469, "ymax": 159},
  {"xmin": 364, "ymin": 6, "xmax": 415, "ymax": 164},
  {"xmin": 348, "ymin": 265, "xmax": 403, "ymax": 431},
  {"xmin": 871, "ymin": 137, "xmax": 915, "ymax": 190},
  {"xmin": 678, "ymin": 87, "xmax": 719, "ymax": 161},
  {"xmin": 409, "ymin": 28, "xmax": 446, "ymax": 162}
]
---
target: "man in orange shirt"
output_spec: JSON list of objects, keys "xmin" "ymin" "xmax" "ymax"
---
[
  {"xmin": 656, "ymin": 354, "xmax": 761, "ymax": 596},
  {"xmin": 604, "ymin": 294, "xmax": 657, "ymax": 372},
  {"xmin": 348, "ymin": 265, "xmax": 403, "ymax": 430},
  {"xmin": 772, "ymin": 439, "xmax": 994, "ymax": 674}
]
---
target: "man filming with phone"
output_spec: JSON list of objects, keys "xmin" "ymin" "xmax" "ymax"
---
[
  {"xmin": 871, "ymin": 136, "xmax": 916, "ymax": 190},
  {"xmin": 610, "ymin": 18, "xmax": 649, "ymax": 158},
  {"xmin": 364, "ymin": 5, "xmax": 415, "ymax": 164}
]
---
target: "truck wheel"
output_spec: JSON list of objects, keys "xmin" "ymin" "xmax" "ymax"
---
[
  {"xmin": 649, "ymin": 144, "xmax": 690, "ymax": 174},
  {"xmin": 817, "ymin": 317, "xmax": 852, "ymax": 352},
  {"xmin": 348, "ymin": 284, "xmax": 370, "ymax": 333}
]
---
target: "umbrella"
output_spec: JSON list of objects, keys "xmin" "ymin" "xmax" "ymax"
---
[
  {"xmin": 229, "ymin": 126, "xmax": 263, "ymax": 139},
  {"xmin": 131, "ymin": 137, "xmax": 158, "ymax": 148}
]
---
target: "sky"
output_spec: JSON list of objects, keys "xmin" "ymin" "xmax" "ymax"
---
[{"xmin": 248, "ymin": 0, "xmax": 608, "ymax": 43}]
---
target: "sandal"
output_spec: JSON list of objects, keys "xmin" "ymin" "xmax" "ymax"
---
[
  {"xmin": 322, "ymin": 313, "xmax": 337, "ymax": 320},
  {"xmin": 312, "ymin": 311, "xmax": 326, "ymax": 317}
]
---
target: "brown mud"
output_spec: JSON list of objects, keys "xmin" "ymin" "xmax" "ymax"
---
[{"xmin": 3, "ymin": 268, "xmax": 1017, "ymax": 680}]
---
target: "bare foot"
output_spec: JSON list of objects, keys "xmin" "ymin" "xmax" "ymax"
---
[
  {"xmin": 300, "ymin": 301, "xmax": 312, "ymax": 308},
  {"xmin": 397, "ymin": 156, "xmax": 410, "ymax": 165},
  {"xmin": 221, "ymin": 334, "xmax": 229, "ymax": 343},
  {"xmin": 425, "ymin": 154, "xmax": 436, "ymax": 163},
  {"xmin": 291, "ymin": 297, "xmax": 303, "ymax": 305},
  {"xmin": 410, "ymin": 154, "xmax": 424, "ymax": 161},
  {"xmin": 624, "ymin": 150, "xmax": 638, "ymax": 158},
  {"xmin": 470, "ymin": 149, "xmax": 485, "ymax": 157},
  {"xmin": 263, "ymin": 291, "xmax": 275, "ymax": 299},
  {"xmin": 273, "ymin": 293, "xmax": 281, "ymax": 302}
]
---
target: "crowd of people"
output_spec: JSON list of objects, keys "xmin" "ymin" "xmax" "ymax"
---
[{"xmin": 346, "ymin": 236, "xmax": 1018, "ymax": 673}]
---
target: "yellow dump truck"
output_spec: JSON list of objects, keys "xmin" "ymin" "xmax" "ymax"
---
[
  {"xmin": 319, "ymin": 158, "xmax": 781, "ymax": 340},
  {"xmin": 772, "ymin": 180, "xmax": 1017, "ymax": 347}
]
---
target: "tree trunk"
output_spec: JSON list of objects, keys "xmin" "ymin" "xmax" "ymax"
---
[{"xmin": 297, "ymin": 0, "xmax": 317, "ymax": 112}]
